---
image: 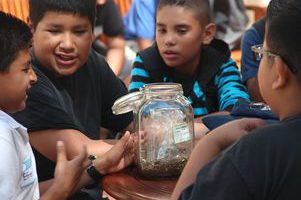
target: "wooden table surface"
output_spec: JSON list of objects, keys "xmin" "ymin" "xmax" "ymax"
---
[{"xmin": 101, "ymin": 167, "xmax": 177, "ymax": 200}]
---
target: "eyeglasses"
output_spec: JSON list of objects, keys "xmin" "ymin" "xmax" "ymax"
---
[{"xmin": 251, "ymin": 44, "xmax": 298, "ymax": 73}]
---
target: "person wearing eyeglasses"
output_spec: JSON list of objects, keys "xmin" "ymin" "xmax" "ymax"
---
[
  {"xmin": 241, "ymin": 16, "xmax": 266, "ymax": 102},
  {"xmin": 172, "ymin": 0, "xmax": 301, "ymax": 199}
]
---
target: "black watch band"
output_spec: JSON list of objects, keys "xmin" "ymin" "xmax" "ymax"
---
[{"xmin": 86, "ymin": 155, "xmax": 104, "ymax": 182}]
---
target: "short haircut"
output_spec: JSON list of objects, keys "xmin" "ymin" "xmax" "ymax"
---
[
  {"xmin": 266, "ymin": 0, "xmax": 301, "ymax": 79},
  {"xmin": 29, "ymin": 0, "xmax": 96, "ymax": 29},
  {"xmin": 157, "ymin": 0, "xmax": 212, "ymax": 25},
  {"xmin": 0, "ymin": 11, "xmax": 32, "ymax": 72}
]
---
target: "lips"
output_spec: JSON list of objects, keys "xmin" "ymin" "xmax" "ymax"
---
[
  {"xmin": 55, "ymin": 53, "xmax": 77, "ymax": 67},
  {"xmin": 162, "ymin": 50, "xmax": 178, "ymax": 60}
]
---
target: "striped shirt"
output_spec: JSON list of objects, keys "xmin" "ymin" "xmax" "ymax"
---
[{"xmin": 129, "ymin": 41, "xmax": 250, "ymax": 117}]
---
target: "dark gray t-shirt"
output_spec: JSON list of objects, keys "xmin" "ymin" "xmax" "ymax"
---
[
  {"xmin": 179, "ymin": 114, "xmax": 301, "ymax": 199},
  {"xmin": 13, "ymin": 50, "xmax": 132, "ymax": 181}
]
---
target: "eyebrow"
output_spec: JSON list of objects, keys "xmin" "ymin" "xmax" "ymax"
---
[{"xmin": 46, "ymin": 23, "xmax": 89, "ymax": 29}]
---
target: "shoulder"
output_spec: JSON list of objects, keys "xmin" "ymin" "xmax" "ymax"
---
[{"xmin": 0, "ymin": 114, "xmax": 19, "ymax": 145}]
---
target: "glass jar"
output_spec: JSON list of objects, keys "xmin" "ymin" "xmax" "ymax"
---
[{"xmin": 112, "ymin": 83, "xmax": 194, "ymax": 178}]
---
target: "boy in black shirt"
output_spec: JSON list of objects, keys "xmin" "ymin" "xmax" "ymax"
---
[
  {"xmin": 12, "ymin": 0, "xmax": 133, "ymax": 199},
  {"xmin": 172, "ymin": 0, "xmax": 301, "ymax": 199}
]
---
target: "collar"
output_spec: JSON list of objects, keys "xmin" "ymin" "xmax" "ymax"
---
[{"xmin": 0, "ymin": 111, "xmax": 29, "ymax": 144}]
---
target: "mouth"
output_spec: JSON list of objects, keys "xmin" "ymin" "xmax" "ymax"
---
[
  {"xmin": 162, "ymin": 50, "xmax": 178, "ymax": 60},
  {"xmin": 55, "ymin": 53, "xmax": 78, "ymax": 67}
]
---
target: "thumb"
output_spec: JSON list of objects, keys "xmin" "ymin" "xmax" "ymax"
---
[
  {"xmin": 56, "ymin": 140, "xmax": 67, "ymax": 163},
  {"xmin": 74, "ymin": 145, "xmax": 89, "ymax": 168}
]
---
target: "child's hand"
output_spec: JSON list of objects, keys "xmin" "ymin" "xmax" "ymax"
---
[
  {"xmin": 94, "ymin": 131, "xmax": 135, "ymax": 174},
  {"xmin": 194, "ymin": 122, "xmax": 209, "ymax": 140},
  {"xmin": 207, "ymin": 118, "xmax": 266, "ymax": 150},
  {"xmin": 52, "ymin": 141, "xmax": 88, "ymax": 197}
]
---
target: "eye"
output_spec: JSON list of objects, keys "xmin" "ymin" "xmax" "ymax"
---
[
  {"xmin": 73, "ymin": 29, "xmax": 87, "ymax": 35},
  {"xmin": 157, "ymin": 28, "xmax": 166, "ymax": 34},
  {"xmin": 177, "ymin": 28, "xmax": 188, "ymax": 35},
  {"xmin": 47, "ymin": 29, "xmax": 60, "ymax": 34},
  {"xmin": 22, "ymin": 62, "xmax": 32, "ymax": 73},
  {"xmin": 252, "ymin": 52, "xmax": 263, "ymax": 61}
]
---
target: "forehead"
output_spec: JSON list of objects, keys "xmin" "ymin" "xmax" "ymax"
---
[
  {"xmin": 11, "ymin": 50, "xmax": 31, "ymax": 67},
  {"xmin": 38, "ymin": 11, "xmax": 92, "ymax": 28},
  {"xmin": 157, "ymin": 5, "xmax": 201, "ymax": 26}
]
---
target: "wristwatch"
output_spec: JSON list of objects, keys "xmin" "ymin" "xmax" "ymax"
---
[{"xmin": 86, "ymin": 155, "xmax": 104, "ymax": 182}]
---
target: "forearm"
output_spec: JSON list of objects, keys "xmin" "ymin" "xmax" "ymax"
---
[
  {"xmin": 106, "ymin": 48, "xmax": 125, "ymax": 76},
  {"xmin": 40, "ymin": 181, "xmax": 68, "ymax": 200},
  {"xmin": 137, "ymin": 38, "xmax": 153, "ymax": 50},
  {"xmin": 106, "ymin": 36, "xmax": 125, "ymax": 76},
  {"xmin": 29, "ymin": 129, "xmax": 113, "ymax": 162},
  {"xmin": 172, "ymin": 134, "xmax": 221, "ymax": 199}
]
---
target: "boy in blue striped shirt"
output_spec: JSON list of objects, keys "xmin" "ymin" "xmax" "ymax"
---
[{"xmin": 129, "ymin": 0, "xmax": 250, "ymax": 133}]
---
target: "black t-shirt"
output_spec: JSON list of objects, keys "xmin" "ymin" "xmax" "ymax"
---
[
  {"xmin": 179, "ymin": 114, "xmax": 301, "ymax": 199},
  {"xmin": 12, "ymin": 50, "xmax": 132, "ymax": 181},
  {"xmin": 95, "ymin": 0, "xmax": 124, "ymax": 37}
]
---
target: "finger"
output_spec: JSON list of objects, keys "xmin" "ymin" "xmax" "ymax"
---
[
  {"xmin": 106, "ymin": 131, "xmax": 131, "ymax": 161},
  {"xmin": 56, "ymin": 140, "xmax": 67, "ymax": 163}
]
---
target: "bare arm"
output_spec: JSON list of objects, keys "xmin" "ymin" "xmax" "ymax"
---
[
  {"xmin": 29, "ymin": 129, "xmax": 113, "ymax": 161},
  {"xmin": 38, "ymin": 132, "xmax": 134, "ymax": 199},
  {"xmin": 137, "ymin": 38, "xmax": 153, "ymax": 50},
  {"xmin": 106, "ymin": 36, "xmax": 125, "ymax": 76},
  {"xmin": 172, "ymin": 118, "xmax": 265, "ymax": 199},
  {"xmin": 40, "ymin": 141, "xmax": 88, "ymax": 200},
  {"xmin": 246, "ymin": 77, "xmax": 265, "ymax": 103}
]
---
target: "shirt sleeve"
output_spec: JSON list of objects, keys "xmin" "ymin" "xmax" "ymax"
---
[
  {"xmin": 241, "ymin": 27, "xmax": 262, "ymax": 82},
  {"xmin": 128, "ymin": 55, "xmax": 151, "ymax": 92},
  {"xmin": 123, "ymin": 0, "xmax": 156, "ymax": 40},
  {"xmin": 214, "ymin": 59, "xmax": 250, "ymax": 111},
  {"xmin": 179, "ymin": 151, "xmax": 252, "ymax": 200}
]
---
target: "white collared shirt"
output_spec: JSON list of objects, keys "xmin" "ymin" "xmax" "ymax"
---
[{"xmin": 0, "ymin": 111, "xmax": 39, "ymax": 200}]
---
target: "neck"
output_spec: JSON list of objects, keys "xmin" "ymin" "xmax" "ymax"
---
[
  {"xmin": 174, "ymin": 56, "xmax": 200, "ymax": 77},
  {"xmin": 273, "ymin": 86, "xmax": 301, "ymax": 120}
]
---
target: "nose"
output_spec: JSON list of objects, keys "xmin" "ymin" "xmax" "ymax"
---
[
  {"xmin": 164, "ymin": 33, "xmax": 176, "ymax": 47},
  {"xmin": 59, "ymin": 33, "xmax": 75, "ymax": 52},
  {"xmin": 29, "ymin": 67, "xmax": 37, "ymax": 85}
]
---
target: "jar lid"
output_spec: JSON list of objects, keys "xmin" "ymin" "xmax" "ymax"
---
[{"xmin": 112, "ymin": 91, "xmax": 143, "ymax": 115}]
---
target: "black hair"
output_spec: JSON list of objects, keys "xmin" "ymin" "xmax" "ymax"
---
[
  {"xmin": 266, "ymin": 0, "xmax": 301, "ymax": 79},
  {"xmin": 157, "ymin": 0, "xmax": 212, "ymax": 25},
  {"xmin": 0, "ymin": 11, "xmax": 32, "ymax": 72},
  {"xmin": 29, "ymin": 0, "xmax": 96, "ymax": 29}
]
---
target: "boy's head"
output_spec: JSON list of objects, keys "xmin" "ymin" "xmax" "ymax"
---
[
  {"xmin": 0, "ymin": 11, "xmax": 37, "ymax": 113},
  {"xmin": 156, "ymin": 0, "xmax": 216, "ymax": 75},
  {"xmin": 29, "ymin": 0, "xmax": 96, "ymax": 77},
  {"xmin": 256, "ymin": 0, "xmax": 301, "ymax": 119}
]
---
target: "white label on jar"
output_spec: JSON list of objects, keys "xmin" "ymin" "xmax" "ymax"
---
[{"xmin": 173, "ymin": 123, "xmax": 191, "ymax": 144}]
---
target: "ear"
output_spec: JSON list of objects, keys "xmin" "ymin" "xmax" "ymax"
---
[
  {"xmin": 272, "ymin": 57, "xmax": 289, "ymax": 90},
  {"xmin": 27, "ymin": 18, "xmax": 35, "ymax": 34},
  {"xmin": 201, "ymin": 23, "xmax": 216, "ymax": 45}
]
